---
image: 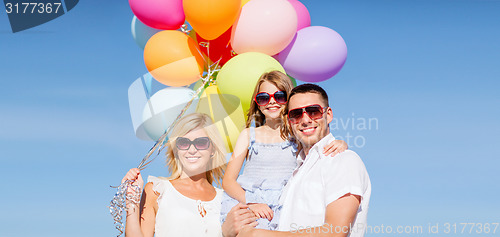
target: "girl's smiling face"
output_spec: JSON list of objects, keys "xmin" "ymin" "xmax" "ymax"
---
[{"xmin": 257, "ymin": 81, "xmax": 285, "ymax": 120}]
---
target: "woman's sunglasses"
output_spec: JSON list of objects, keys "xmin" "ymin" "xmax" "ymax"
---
[
  {"xmin": 287, "ymin": 104, "xmax": 327, "ymax": 124},
  {"xmin": 175, "ymin": 137, "xmax": 211, "ymax": 150},
  {"xmin": 254, "ymin": 91, "xmax": 287, "ymax": 106}
]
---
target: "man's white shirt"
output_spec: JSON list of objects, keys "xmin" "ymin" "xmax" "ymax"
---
[{"xmin": 278, "ymin": 134, "xmax": 371, "ymax": 237}]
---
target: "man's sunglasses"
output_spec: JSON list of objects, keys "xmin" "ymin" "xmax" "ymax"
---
[
  {"xmin": 175, "ymin": 137, "xmax": 211, "ymax": 150},
  {"xmin": 254, "ymin": 91, "xmax": 287, "ymax": 106},
  {"xmin": 287, "ymin": 104, "xmax": 327, "ymax": 124}
]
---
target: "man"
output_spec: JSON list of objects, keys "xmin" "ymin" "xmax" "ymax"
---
[{"xmin": 222, "ymin": 84, "xmax": 371, "ymax": 237}]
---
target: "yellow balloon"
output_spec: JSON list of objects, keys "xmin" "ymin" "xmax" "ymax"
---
[
  {"xmin": 241, "ymin": 0, "xmax": 251, "ymax": 6},
  {"xmin": 196, "ymin": 85, "xmax": 246, "ymax": 152},
  {"xmin": 217, "ymin": 52, "xmax": 285, "ymax": 114}
]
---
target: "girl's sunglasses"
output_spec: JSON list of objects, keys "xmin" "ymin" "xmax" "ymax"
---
[
  {"xmin": 287, "ymin": 104, "xmax": 327, "ymax": 124},
  {"xmin": 175, "ymin": 137, "xmax": 211, "ymax": 150},
  {"xmin": 254, "ymin": 91, "xmax": 287, "ymax": 106}
]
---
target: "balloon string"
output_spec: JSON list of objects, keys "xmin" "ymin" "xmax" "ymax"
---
[
  {"xmin": 109, "ymin": 73, "xmax": 213, "ymax": 235},
  {"xmin": 135, "ymin": 58, "xmax": 222, "ymax": 171},
  {"xmin": 180, "ymin": 23, "xmax": 191, "ymax": 34},
  {"xmin": 111, "ymin": 20, "xmax": 226, "ymax": 237}
]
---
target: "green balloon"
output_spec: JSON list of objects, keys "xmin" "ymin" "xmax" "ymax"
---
[
  {"xmin": 216, "ymin": 52, "xmax": 285, "ymax": 114},
  {"xmin": 288, "ymin": 75, "xmax": 298, "ymax": 87}
]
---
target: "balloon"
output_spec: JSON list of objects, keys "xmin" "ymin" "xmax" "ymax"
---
[
  {"xmin": 196, "ymin": 85, "xmax": 246, "ymax": 152},
  {"xmin": 196, "ymin": 27, "xmax": 235, "ymax": 66},
  {"xmin": 217, "ymin": 52, "xmax": 285, "ymax": 113},
  {"xmin": 277, "ymin": 26, "xmax": 347, "ymax": 82},
  {"xmin": 144, "ymin": 31, "xmax": 205, "ymax": 87},
  {"xmin": 141, "ymin": 87, "xmax": 198, "ymax": 141},
  {"xmin": 184, "ymin": 0, "xmax": 241, "ymax": 40},
  {"xmin": 289, "ymin": 75, "xmax": 298, "ymax": 87},
  {"xmin": 131, "ymin": 16, "xmax": 162, "ymax": 49},
  {"xmin": 289, "ymin": 0, "xmax": 311, "ymax": 31},
  {"xmin": 129, "ymin": 0, "xmax": 184, "ymax": 30},
  {"xmin": 231, "ymin": 0, "xmax": 297, "ymax": 55}
]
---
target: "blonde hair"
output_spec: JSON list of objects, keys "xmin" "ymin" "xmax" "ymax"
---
[
  {"xmin": 164, "ymin": 113, "xmax": 227, "ymax": 187},
  {"xmin": 246, "ymin": 71, "xmax": 294, "ymax": 128}
]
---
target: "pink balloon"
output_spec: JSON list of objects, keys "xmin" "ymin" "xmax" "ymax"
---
[
  {"xmin": 289, "ymin": 0, "xmax": 311, "ymax": 31},
  {"xmin": 277, "ymin": 26, "xmax": 347, "ymax": 82},
  {"xmin": 231, "ymin": 0, "xmax": 297, "ymax": 56},
  {"xmin": 129, "ymin": 0, "xmax": 185, "ymax": 30}
]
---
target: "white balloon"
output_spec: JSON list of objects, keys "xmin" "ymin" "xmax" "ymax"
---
[{"xmin": 141, "ymin": 87, "xmax": 198, "ymax": 141}]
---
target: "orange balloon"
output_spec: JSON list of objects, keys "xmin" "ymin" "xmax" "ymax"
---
[
  {"xmin": 144, "ymin": 30, "xmax": 205, "ymax": 86},
  {"xmin": 184, "ymin": 0, "xmax": 241, "ymax": 40}
]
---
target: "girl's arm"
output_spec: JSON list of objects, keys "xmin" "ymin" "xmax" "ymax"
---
[
  {"xmin": 123, "ymin": 169, "xmax": 157, "ymax": 237},
  {"xmin": 323, "ymin": 139, "xmax": 348, "ymax": 157},
  {"xmin": 222, "ymin": 128, "xmax": 250, "ymax": 204}
]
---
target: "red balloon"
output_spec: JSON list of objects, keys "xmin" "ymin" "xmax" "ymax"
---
[{"xmin": 196, "ymin": 27, "xmax": 235, "ymax": 66}]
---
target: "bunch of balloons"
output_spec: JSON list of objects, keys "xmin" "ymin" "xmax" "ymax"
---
[{"xmin": 128, "ymin": 0, "xmax": 348, "ymax": 151}]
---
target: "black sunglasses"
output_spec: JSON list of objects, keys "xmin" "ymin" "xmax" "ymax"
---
[
  {"xmin": 254, "ymin": 91, "xmax": 287, "ymax": 106},
  {"xmin": 175, "ymin": 137, "xmax": 211, "ymax": 150},
  {"xmin": 287, "ymin": 104, "xmax": 327, "ymax": 124}
]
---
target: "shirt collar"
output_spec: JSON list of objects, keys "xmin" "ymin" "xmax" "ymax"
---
[
  {"xmin": 305, "ymin": 133, "xmax": 335, "ymax": 159},
  {"xmin": 297, "ymin": 133, "xmax": 335, "ymax": 160}
]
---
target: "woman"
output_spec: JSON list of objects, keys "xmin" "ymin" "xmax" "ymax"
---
[{"xmin": 122, "ymin": 113, "xmax": 228, "ymax": 237}]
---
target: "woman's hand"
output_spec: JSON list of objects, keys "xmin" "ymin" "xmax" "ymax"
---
[
  {"xmin": 323, "ymin": 139, "xmax": 348, "ymax": 157},
  {"xmin": 121, "ymin": 168, "xmax": 144, "ymax": 209},
  {"xmin": 248, "ymin": 203, "xmax": 274, "ymax": 221}
]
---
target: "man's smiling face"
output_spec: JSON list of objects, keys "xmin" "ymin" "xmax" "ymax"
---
[{"xmin": 287, "ymin": 92, "xmax": 333, "ymax": 151}]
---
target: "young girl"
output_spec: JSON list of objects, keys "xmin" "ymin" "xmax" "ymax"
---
[
  {"xmin": 122, "ymin": 113, "xmax": 233, "ymax": 237},
  {"xmin": 220, "ymin": 71, "xmax": 347, "ymax": 230}
]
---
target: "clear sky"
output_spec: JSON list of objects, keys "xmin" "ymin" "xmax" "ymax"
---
[{"xmin": 1, "ymin": 0, "xmax": 499, "ymax": 236}]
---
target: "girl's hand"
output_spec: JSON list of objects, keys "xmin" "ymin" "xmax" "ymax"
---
[
  {"xmin": 248, "ymin": 203, "xmax": 274, "ymax": 221},
  {"xmin": 323, "ymin": 139, "xmax": 348, "ymax": 157},
  {"xmin": 121, "ymin": 168, "xmax": 144, "ymax": 207}
]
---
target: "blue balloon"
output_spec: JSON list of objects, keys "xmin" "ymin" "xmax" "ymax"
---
[{"xmin": 131, "ymin": 16, "xmax": 162, "ymax": 50}]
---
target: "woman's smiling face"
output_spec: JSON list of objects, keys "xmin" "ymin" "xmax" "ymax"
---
[{"xmin": 175, "ymin": 128, "xmax": 213, "ymax": 177}]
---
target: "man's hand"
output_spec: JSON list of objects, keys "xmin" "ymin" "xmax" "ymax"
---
[{"xmin": 222, "ymin": 203, "xmax": 258, "ymax": 237}]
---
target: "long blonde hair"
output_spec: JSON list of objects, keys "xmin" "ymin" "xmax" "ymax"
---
[
  {"xmin": 246, "ymin": 71, "xmax": 294, "ymax": 128},
  {"xmin": 165, "ymin": 113, "xmax": 227, "ymax": 187}
]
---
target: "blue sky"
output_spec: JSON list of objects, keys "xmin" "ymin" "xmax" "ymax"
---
[{"xmin": 1, "ymin": 0, "xmax": 499, "ymax": 236}]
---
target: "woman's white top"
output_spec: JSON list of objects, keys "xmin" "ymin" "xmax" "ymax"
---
[{"xmin": 148, "ymin": 176, "xmax": 223, "ymax": 237}]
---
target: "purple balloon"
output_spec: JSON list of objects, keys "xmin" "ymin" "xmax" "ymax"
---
[{"xmin": 277, "ymin": 26, "xmax": 347, "ymax": 82}]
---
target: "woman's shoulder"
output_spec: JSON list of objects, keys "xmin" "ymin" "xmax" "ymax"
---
[
  {"xmin": 146, "ymin": 176, "xmax": 170, "ymax": 196},
  {"xmin": 144, "ymin": 181, "xmax": 159, "ymax": 196}
]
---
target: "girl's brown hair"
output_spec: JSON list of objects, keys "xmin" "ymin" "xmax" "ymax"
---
[{"xmin": 245, "ymin": 71, "xmax": 294, "ymax": 128}]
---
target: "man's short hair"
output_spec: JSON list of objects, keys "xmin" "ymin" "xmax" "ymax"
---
[{"xmin": 289, "ymin": 83, "xmax": 329, "ymax": 107}]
